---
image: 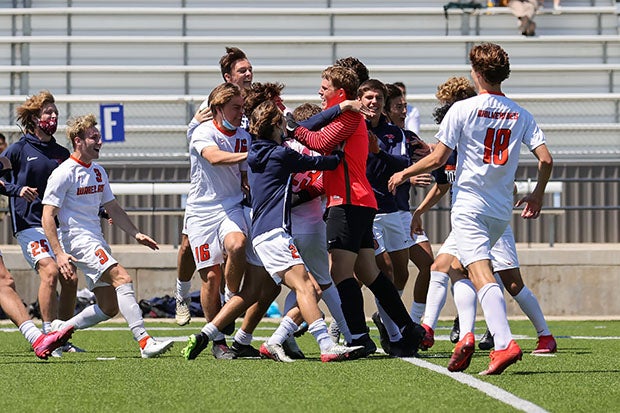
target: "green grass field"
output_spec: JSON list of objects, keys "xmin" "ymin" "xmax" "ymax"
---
[{"xmin": 0, "ymin": 319, "xmax": 618, "ymax": 413}]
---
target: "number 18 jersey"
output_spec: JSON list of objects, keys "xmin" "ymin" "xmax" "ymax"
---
[{"xmin": 437, "ymin": 92, "xmax": 546, "ymax": 221}]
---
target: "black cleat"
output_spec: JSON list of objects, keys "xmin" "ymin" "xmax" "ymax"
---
[
  {"xmin": 282, "ymin": 336, "xmax": 306, "ymax": 359},
  {"xmin": 211, "ymin": 340, "xmax": 236, "ymax": 359},
  {"xmin": 346, "ymin": 333, "xmax": 377, "ymax": 360},
  {"xmin": 478, "ymin": 328, "xmax": 495, "ymax": 350},
  {"xmin": 371, "ymin": 311, "xmax": 391, "ymax": 354},
  {"xmin": 181, "ymin": 333, "xmax": 210, "ymax": 360},
  {"xmin": 450, "ymin": 316, "xmax": 460, "ymax": 344},
  {"xmin": 230, "ymin": 340, "xmax": 260, "ymax": 358}
]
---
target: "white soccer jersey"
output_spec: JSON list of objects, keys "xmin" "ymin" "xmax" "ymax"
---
[
  {"xmin": 436, "ymin": 92, "xmax": 546, "ymax": 220},
  {"xmin": 185, "ymin": 120, "xmax": 250, "ymax": 216},
  {"xmin": 43, "ymin": 155, "xmax": 115, "ymax": 238}
]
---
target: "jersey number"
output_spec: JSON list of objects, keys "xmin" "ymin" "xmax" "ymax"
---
[
  {"xmin": 483, "ymin": 128, "xmax": 511, "ymax": 166},
  {"xmin": 94, "ymin": 248, "xmax": 109, "ymax": 264},
  {"xmin": 289, "ymin": 244, "xmax": 300, "ymax": 259},
  {"xmin": 94, "ymin": 168, "xmax": 103, "ymax": 183},
  {"xmin": 234, "ymin": 139, "xmax": 248, "ymax": 153},
  {"xmin": 30, "ymin": 240, "xmax": 50, "ymax": 257},
  {"xmin": 195, "ymin": 244, "xmax": 211, "ymax": 262}
]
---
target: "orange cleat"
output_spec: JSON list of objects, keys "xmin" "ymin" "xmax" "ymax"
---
[
  {"xmin": 532, "ymin": 335, "xmax": 557, "ymax": 354},
  {"xmin": 480, "ymin": 339, "xmax": 522, "ymax": 375},
  {"xmin": 447, "ymin": 332, "xmax": 475, "ymax": 372}
]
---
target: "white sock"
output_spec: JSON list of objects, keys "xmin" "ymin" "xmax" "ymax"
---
[
  {"xmin": 66, "ymin": 304, "xmax": 111, "ymax": 330},
  {"xmin": 284, "ymin": 290, "xmax": 297, "ymax": 314},
  {"xmin": 267, "ymin": 316, "xmax": 298, "ymax": 346},
  {"xmin": 422, "ymin": 271, "xmax": 449, "ymax": 330},
  {"xmin": 376, "ymin": 298, "xmax": 402, "ymax": 342},
  {"xmin": 41, "ymin": 321, "xmax": 52, "ymax": 334},
  {"xmin": 409, "ymin": 301, "xmax": 426, "ymax": 325},
  {"xmin": 514, "ymin": 287, "xmax": 551, "ymax": 337},
  {"xmin": 116, "ymin": 283, "xmax": 149, "ymax": 342},
  {"xmin": 176, "ymin": 279, "xmax": 191, "ymax": 301},
  {"xmin": 321, "ymin": 284, "xmax": 352, "ymax": 343},
  {"xmin": 478, "ymin": 283, "xmax": 512, "ymax": 350},
  {"xmin": 201, "ymin": 322, "xmax": 221, "ymax": 341},
  {"xmin": 453, "ymin": 279, "xmax": 477, "ymax": 340},
  {"xmin": 19, "ymin": 320, "xmax": 42, "ymax": 344},
  {"xmin": 233, "ymin": 328, "xmax": 253, "ymax": 346},
  {"xmin": 308, "ymin": 318, "xmax": 332, "ymax": 352}
]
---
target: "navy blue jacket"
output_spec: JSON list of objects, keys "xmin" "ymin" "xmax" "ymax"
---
[
  {"xmin": 366, "ymin": 117, "xmax": 410, "ymax": 214},
  {"xmin": 248, "ymin": 139, "xmax": 341, "ymax": 238},
  {"xmin": 0, "ymin": 133, "xmax": 70, "ymax": 234}
]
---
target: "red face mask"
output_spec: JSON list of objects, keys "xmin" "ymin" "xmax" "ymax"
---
[{"xmin": 38, "ymin": 118, "xmax": 58, "ymax": 136}]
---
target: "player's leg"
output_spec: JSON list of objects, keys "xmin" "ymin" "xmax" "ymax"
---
[{"xmin": 175, "ymin": 233, "xmax": 195, "ymax": 326}]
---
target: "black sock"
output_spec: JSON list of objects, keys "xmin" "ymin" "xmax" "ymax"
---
[
  {"xmin": 336, "ymin": 278, "xmax": 368, "ymax": 336},
  {"xmin": 367, "ymin": 272, "xmax": 412, "ymax": 329}
]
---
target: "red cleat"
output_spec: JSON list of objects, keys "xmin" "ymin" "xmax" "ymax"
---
[
  {"xmin": 32, "ymin": 325, "xmax": 75, "ymax": 360},
  {"xmin": 480, "ymin": 339, "xmax": 522, "ymax": 375},
  {"xmin": 532, "ymin": 335, "xmax": 557, "ymax": 354},
  {"xmin": 447, "ymin": 332, "xmax": 475, "ymax": 372},
  {"xmin": 419, "ymin": 324, "xmax": 434, "ymax": 350}
]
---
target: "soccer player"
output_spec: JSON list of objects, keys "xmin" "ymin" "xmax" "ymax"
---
[
  {"xmin": 388, "ymin": 43, "xmax": 553, "ymax": 375},
  {"xmin": 291, "ymin": 65, "xmax": 426, "ymax": 358},
  {"xmin": 0, "ymin": 91, "xmax": 81, "ymax": 354},
  {"xmin": 41, "ymin": 114, "xmax": 173, "ymax": 358}
]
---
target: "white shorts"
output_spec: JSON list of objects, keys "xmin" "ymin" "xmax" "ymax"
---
[
  {"xmin": 253, "ymin": 228, "xmax": 305, "ymax": 285},
  {"xmin": 62, "ymin": 232, "xmax": 118, "ymax": 291},
  {"xmin": 186, "ymin": 205, "xmax": 247, "ymax": 270},
  {"xmin": 181, "ymin": 213, "xmax": 188, "ymax": 236},
  {"xmin": 397, "ymin": 210, "xmax": 429, "ymax": 246},
  {"xmin": 17, "ymin": 227, "xmax": 59, "ymax": 270},
  {"xmin": 490, "ymin": 225, "xmax": 520, "ymax": 272},
  {"xmin": 293, "ymin": 229, "xmax": 330, "ymax": 285},
  {"xmin": 437, "ymin": 230, "xmax": 459, "ymax": 260},
  {"xmin": 373, "ymin": 212, "xmax": 413, "ymax": 256},
  {"xmin": 451, "ymin": 212, "xmax": 508, "ymax": 268},
  {"xmin": 243, "ymin": 206, "xmax": 263, "ymax": 267}
]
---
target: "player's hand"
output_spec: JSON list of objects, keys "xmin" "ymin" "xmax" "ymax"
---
[
  {"xmin": 516, "ymin": 193, "xmax": 543, "ymax": 219},
  {"xmin": 339, "ymin": 100, "xmax": 373, "ymax": 117},
  {"xmin": 388, "ymin": 171, "xmax": 406, "ymax": 193},
  {"xmin": 135, "ymin": 232, "xmax": 159, "ymax": 250},
  {"xmin": 410, "ymin": 212, "xmax": 424, "ymax": 237},
  {"xmin": 57, "ymin": 252, "xmax": 78, "ymax": 280},
  {"xmin": 194, "ymin": 106, "xmax": 213, "ymax": 124},
  {"xmin": 410, "ymin": 173, "xmax": 433, "ymax": 187},
  {"xmin": 19, "ymin": 186, "xmax": 38, "ymax": 202},
  {"xmin": 0, "ymin": 156, "xmax": 11, "ymax": 170}
]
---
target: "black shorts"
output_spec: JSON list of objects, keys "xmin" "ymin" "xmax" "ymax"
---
[{"xmin": 325, "ymin": 205, "xmax": 376, "ymax": 253}]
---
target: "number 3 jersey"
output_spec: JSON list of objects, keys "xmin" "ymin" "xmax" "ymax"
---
[
  {"xmin": 42, "ymin": 155, "xmax": 115, "ymax": 238},
  {"xmin": 185, "ymin": 120, "xmax": 250, "ymax": 217},
  {"xmin": 436, "ymin": 91, "xmax": 546, "ymax": 221}
]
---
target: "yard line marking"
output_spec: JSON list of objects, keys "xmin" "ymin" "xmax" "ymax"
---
[{"xmin": 403, "ymin": 357, "xmax": 549, "ymax": 413}]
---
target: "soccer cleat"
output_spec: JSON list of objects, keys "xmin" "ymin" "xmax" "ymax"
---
[
  {"xmin": 175, "ymin": 297, "xmax": 191, "ymax": 326},
  {"xmin": 51, "ymin": 340, "xmax": 86, "ymax": 358},
  {"xmin": 32, "ymin": 325, "xmax": 75, "ymax": 360},
  {"xmin": 320, "ymin": 343, "xmax": 364, "ymax": 362},
  {"xmin": 447, "ymin": 332, "xmax": 475, "ymax": 372},
  {"xmin": 345, "ymin": 333, "xmax": 377, "ymax": 360},
  {"xmin": 259, "ymin": 342, "xmax": 294, "ymax": 363},
  {"xmin": 532, "ymin": 335, "xmax": 557, "ymax": 354},
  {"xmin": 293, "ymin": 321, "xmax": 309, "ymax": 338},
  {"xmin": 230, "ymin": 340, "xmax": 260, "ymax": 358},
  {"xmin": 371, "ymin": 311, "xmax": 391, "ymax": 354},
  {"xmin": 449, "ymin": 316, "xmax": 460, "ymax": 344},
  {"xmin": 478, "ymin": 328, "xmax": 494, "ymax": 350},
  {"xmin": 141, "ymin": 337, "xmax": 174, "ymax": 358},
  {"xmin": 211, "ymin": 341, "xmax": 236, "ymax": 359},
  {"xmin": 181, "ymin": 333, "xmax": 209, "ymax": 360},
  {"xmin": 327, "ymin": 321, "xmax": 341, "ymax": 344},
  {"xmin": 479, "ymin": 340, "xmax": 523, "ymax": 375},
  {"xmin": 419, "ymin": 323, "xmax": 435, "ymax": 351},
  {"xmin": 282, "ymin": 336, "xmax": 305, "ymax": 359}
]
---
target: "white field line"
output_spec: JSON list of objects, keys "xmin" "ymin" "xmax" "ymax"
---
[{"xmin": 402, "ymin": 356, "xmax": 549, "ymax": 413}]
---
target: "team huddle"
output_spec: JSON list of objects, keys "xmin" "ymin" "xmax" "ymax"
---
[{"xmin": 0, "ymin": 42, "xmax": 555, "ymax": 375}]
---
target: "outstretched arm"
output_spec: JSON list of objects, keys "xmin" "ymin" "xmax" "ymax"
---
[
  {"xmin": 388, "ymin": 142, "xmax": 453, "ymax": 192},
  {"xmin": 516, "ymin": 143, "xmax": 553, "ymax": 219},
  {"xmin": 103, "ymin": 199, "xmax": 159, "ymax": 250}
]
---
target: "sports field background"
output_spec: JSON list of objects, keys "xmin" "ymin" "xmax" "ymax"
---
[{"xmin": 1, "ymin": 318, "xmax": 618, "ymax": 412}]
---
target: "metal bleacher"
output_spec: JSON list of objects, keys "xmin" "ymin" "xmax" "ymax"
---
[{"xmin": 0, "ymin": 0, "xmax": 618, "ymax": 160}]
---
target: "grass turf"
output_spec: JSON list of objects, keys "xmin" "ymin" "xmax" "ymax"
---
[{"xmin": 0, "ymin": 319, "xmax": 618, "ymax": 412}]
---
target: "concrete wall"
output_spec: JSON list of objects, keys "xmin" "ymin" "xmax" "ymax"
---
[{"xmin": 5, "ymin": 243, "xmax": 620, "ymax": 318}]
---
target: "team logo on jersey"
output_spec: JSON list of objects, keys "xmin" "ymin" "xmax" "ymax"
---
[{"xmin": 384, "ymin": 134, "xmax": 395, "ymax": 142}]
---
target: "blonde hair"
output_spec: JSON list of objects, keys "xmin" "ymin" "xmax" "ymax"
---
[
  {"xmin": 292, "ymin": 103, "xmax": 322, "ymax": 122},
  {"xmin": 249, "ymin": 100, "xmax": 283, "ymax": 140},
  {"xmin": 16, "ymin": 90, "xmax": 55, "ymax": 133},
  {"xmin": 66, "ymin": 113, "xmax": 97, "ymax": 149},
  {"xmin": 208, "ymin": 83, "xmax": 242, "ymax": 113},
  {"xmin": 435, "ymin": 77, "xmax": 476, "ymax": 105}
]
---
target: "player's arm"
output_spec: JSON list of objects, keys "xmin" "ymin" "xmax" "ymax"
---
[
  {"xmin": 516, "ymin": 143, "xmax": 553, "ymax": 219},
  {"xmin": 388, "ymin": 142, "xmax": 453, "ymax": 192},
  {"xmin": 42, "ymin": 204, "xmax": 77, "ymax": 280},
  {"xmin": 103, "ymin": 199, "xmax": 159, "ymax": 250},
  {"xmin": 201, "ymin": 146, "xmax": 248, "ymax": 165},
  {"xmin": 294, "ymin": 111, "xmax": 359, "ymax": 154},
  {"xmin": 411, "ymin": 182, "xmax": 450, "ymax": 237}
]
